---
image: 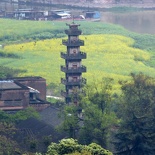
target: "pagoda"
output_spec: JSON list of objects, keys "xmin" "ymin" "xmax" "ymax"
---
[{"xmin": 61, "ymin": 23, "xmax": 86, "ymax": 104}]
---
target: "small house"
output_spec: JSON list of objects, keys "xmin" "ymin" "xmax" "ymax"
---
[{"xmin": 0, "ymin": 76, "xmax": 50, "ymax": 111}]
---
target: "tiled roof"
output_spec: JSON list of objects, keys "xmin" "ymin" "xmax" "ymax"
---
[
  {"xmin": 12, "ymin": 76, "xmax": 45, "ymax": 81},
  {"xmin": 40, "ymin": 106, "xmax": 63, "ymax": 127},
  {"xmin": 16, "ymin": 116, "xmax": 65, "ymax": 142},
  {"xmin": 15, "ymin": 116, "xmax": 66, "ymax": 152},
  {"xmin": 0, "ymin": 80, "xmax": 21, "ymax": 89}
]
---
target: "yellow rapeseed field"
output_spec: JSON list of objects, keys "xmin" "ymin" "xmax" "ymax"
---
[{"xmin": 2, "ymin": 34, "xmax": 154, "ymax": 86}]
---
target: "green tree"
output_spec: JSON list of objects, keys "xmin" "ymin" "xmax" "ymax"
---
[
  {"xmin": 12, "ymin": 107, "xmax": 40, "ymax": 122},
  {"xmin": 59, "ymin": 78, "xmax": 117, "ymax": 148},
  {"xmin": 59, "ymin": 105, "xmax": 80, "ymax": 139},
  {"xmin": 113, "ymin": 73, "xmax": 155, "ymax": 155},
  {"xmin": 0, "ymin": 107, "xmax": 39, "ymax": 154},
  {"xmin": 0, "ymin": 107, "xmax": 39, "ymax": 123},
  {"xmin": 44, "ymin": 138, "xmax": 113, "ymax": 155},
  {"xmin": 78, "ymin": 78, "xmax": 118, "ymax": 147},
  {"xmin": 85, "ymin": 78, "xmax": 113, "ymax": 114},
  {"xmin": 0, "ymin": 122, "xmax": 20, "ymax": 155}
]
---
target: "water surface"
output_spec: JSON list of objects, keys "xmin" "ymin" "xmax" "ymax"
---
[{"xmin": 101, "ymin": 11, "xmax": 155, "ymax": 34}]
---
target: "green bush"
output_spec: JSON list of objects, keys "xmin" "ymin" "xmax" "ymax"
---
[
  {"xmin": 46, "ymin": 138, "xmax": 113, "ymax": 155},
  {"xmin": 0, "ymin": 65, "xmax": 26, "ymax": 78},
  {"xmin": 0, "ymin": 107, "xmax": 39, "ymax": 123}
]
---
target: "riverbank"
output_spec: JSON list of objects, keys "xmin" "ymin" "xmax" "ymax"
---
[{"xmin": 50, "ymin": 1, "xmax": 155, "ymax": 10}]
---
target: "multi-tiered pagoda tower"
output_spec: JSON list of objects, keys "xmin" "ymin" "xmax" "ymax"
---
[{"xmin": 61, "ymin": 23, "xmax": 86, "ymax": 104}]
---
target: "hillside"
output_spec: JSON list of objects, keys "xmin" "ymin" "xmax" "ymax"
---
[{"xmin": 1, "ymin": 19, "xmax": 155, "ymax": 96}]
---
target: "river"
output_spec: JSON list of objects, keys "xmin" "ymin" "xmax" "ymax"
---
[{"xmin": 101, "ymin": 10, "xmax": 155, "ymax": 35}]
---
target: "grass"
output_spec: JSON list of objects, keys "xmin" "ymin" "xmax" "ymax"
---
[
  {"xmin": 0, "ymin": 18, "xmax": 155, "ymax": 94},
  {"xmin": 0, "ymin": 18, "xmax": 65, "ymax": 44},
  {"xmin": 1, "ymin": 18, "xmax": 155, "ymax": 51}
]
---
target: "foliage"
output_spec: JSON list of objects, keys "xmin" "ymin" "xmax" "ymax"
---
[
  {"xmin": 0, "ymin": 108, "xmax": 39, "ymax": 154},
  {"xmin": 78, "ymin": 78, "xmax": 118, "ymax": 147},
  {"xmin": 46, "ymin": 82, "xmax": 63, "ymax": 96},
  {"xmin": 12, "ymin": 107, "xmax": 40, "ymax": 122},
  {"xmin": 0, "ymin": 122, "xmax": 20, "ymax": 155},
  {"xmin": 1, "ymin": 17, "xmax": 155, "ymax": 155},
  {"xmin": 132, "ymin": 34, "xmax": 155, "ymax": 52},
  {"xmin": 58, "ymin": 78, "xmax": 118, "ymax": 149},
  {"xmin": 0, "ymin": 107, "xmax": 40, "ymax": 123},
  {"xmin": 84, "ymin": 78, "xmax": 114, "ymax": 113},
  {"xmin": 46, "ymin": 97, "xmax": 59, "ymax": 104},
  {"xmin": 113, "ymin": 73, "xmax": 155, "ymax": 155},
  {"xmin": 45, "ymin": 138, "xmax": 113, "ymax": 155},
  {"xmin": 58, "ymin": 105, "xmax": 80, "ymax": 138}
]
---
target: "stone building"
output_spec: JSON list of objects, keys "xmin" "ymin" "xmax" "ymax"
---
[{"xmin": 0, "ymin": 76, "xmax": 50, "ymax": 111}]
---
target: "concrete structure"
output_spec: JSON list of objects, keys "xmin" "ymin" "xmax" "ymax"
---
[
  {"xmin": 0, "ymin": 76, "xmax": 50, "ymax": 111},
  {"xmin": 61, "ymin": 23, "xmax": 86, "ymax": 104}
]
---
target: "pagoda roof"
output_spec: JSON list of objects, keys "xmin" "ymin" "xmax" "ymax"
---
[{"xmin": 66, "ymin": 22, "xmax": 80, "ymax": 27}]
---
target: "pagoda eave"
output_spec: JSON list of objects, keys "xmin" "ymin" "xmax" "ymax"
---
[
  {"xmin": 61, "ymin": 52, "xmax": 86, "ymax": 60},
  {"xmin": 61, "ymin": 65, "xmax": 86, "ymax": 73},
  {"xmin": 61, "ymin": 78, "xmax": 86, "ymax": 86},
  {"xmin": 62, "ymin": 39, "xmax": 84, "ymax": 46}
]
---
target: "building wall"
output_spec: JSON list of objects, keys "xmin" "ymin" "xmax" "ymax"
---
[
  {"xmin": 0, "ymin": 89, "xmax": 29, "ymax": 109},
  {"xmin": 0, "ymin": 77, "xmax": 49, "ymax": 111},
  {"xmin": 14, "ymin": 77, "xmax": 46, "ymax": 100}
]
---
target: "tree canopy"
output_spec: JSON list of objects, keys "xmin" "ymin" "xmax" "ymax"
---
[
  {"xmin": 59, "ymin": 78, "xmax": 118, "ymax": 149},
  {"xmin": 42, "ymin": 138, "xmax": 113, "ymax": 155},
  {"xmin": 113, "ymin": 73, "xmax": 155, "ymax": 155}
]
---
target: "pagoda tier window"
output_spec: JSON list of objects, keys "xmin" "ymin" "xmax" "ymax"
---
[{"xmin": 69, "ymin": 47, "xmax": 79, "ymax": 54}]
